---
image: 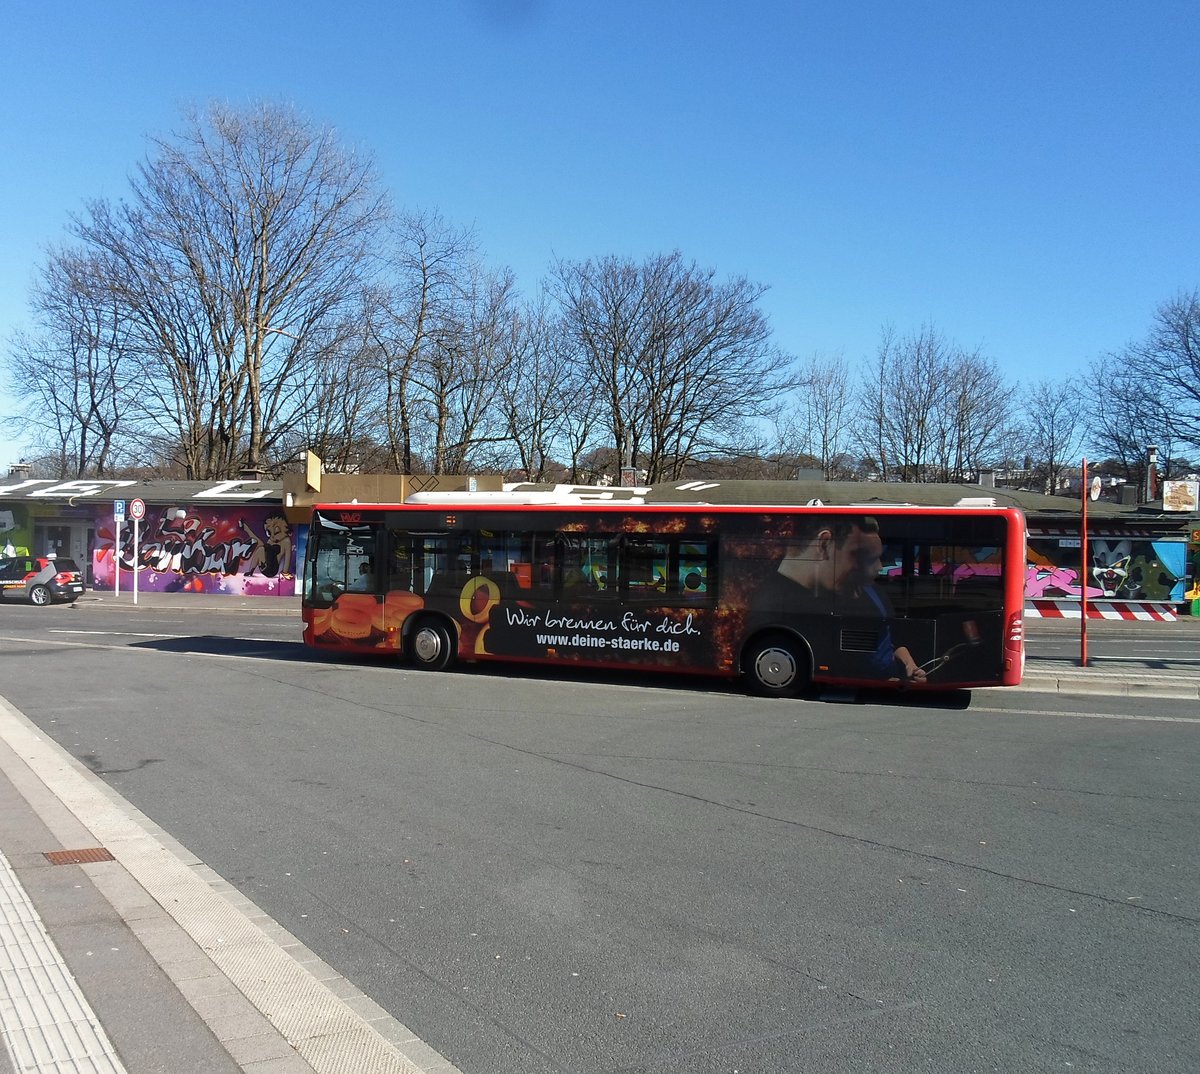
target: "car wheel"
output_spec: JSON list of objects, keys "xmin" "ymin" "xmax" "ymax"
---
[
  {"xmin": 408, "ymin": 617, "xmax": 456, "ymax": 672},
  {"xmin": 744, "ymin": 633, "xmax": 809, "ymax": 699},
  {"xmin": 28, "ymin": 585, "xmax": 51, "ymax": 607}
]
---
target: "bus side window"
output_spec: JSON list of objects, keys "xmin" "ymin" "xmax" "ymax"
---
[
  {"xmin": 514, "ymin": 533, "xmax": 557, "ymax": 597},
  {"xmin": 557, "ymin": 535, "xmax": 613, "ymax": 597},
  {"xmin": 388, "ymin": 537, "xmax": 414, "ymax": 591},
  {"xmin": 620, "ymin": 538, "xmax": 668, "ymax": 597},
  {"xmin": 678, "ymin": 541, "xmax": 711, "ymax": 600}
]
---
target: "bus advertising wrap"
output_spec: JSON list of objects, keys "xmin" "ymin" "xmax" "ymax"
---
[{"xmin": 303, "ymin": 504, "xmax": 1022, "ymax": 692}]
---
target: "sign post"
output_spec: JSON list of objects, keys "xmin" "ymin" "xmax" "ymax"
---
[
  {"xmin": 129, "ymin": 498, "xmax": 146, "ymax": 604},
  {"xmin": 1080, "ymin": 460, "xmax": 1090, "ymax": 667},
  {"xmin": 113, "ymin": 500, "xmax": 125, "ymax": 597}
]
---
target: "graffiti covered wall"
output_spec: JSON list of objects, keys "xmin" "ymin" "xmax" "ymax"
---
[
  {"xmin": 0, "ymin": 505, "xmax": 31, "ymax": 556},
  {"xmin": 93, "ymin": 505, "xmax": 296, "ymax": 595},
  {"xmin": 1026, "ymin": 535, "xmax": 1186, "ymax": 604}
]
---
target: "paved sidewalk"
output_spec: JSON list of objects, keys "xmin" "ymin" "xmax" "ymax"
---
[
  {"xmin": 72, "ymin": 591, "xmax": 301, "ymax": 616},
  {"xmin": 0, "ymin": 696, "xmax": 458, "ymax": 1074},
  {"xmin": 1020, "ymin": 613, "xmax": 1200, "ymax": 699}
]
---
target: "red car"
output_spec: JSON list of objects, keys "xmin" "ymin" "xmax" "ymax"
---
[{"xmin": 0, "ymin": 555, "xmax": 86, "ymax": 605}]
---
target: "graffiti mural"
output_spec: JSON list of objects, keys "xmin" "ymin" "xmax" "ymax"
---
[
  {"xmin": 1026, "ymin": 536, "xmax": 1185, "ymax": 603},
  {"xmin": 0, "ymin": 505, "xmax": 31, "ymax": 557},
  {"xmin": 93, "ymin": 505, "xmax": 296, "ymax": 595}
]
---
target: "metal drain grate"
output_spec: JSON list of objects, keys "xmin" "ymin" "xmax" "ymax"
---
[{"xmin": 44, "ymin": 847, "xmax": 116, "ymax": 865}]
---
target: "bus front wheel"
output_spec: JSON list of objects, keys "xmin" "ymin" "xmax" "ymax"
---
[
  {"xmin": 409, "ymin": 617, "xmax": 456, "ymax": 672},
  {"xmin": 744, "ymin": 634, "xmax": 808, "ymax": 699}
]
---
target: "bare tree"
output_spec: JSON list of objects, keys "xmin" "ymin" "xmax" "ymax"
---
[
  {"xmin": 1086, "ymin": 354, "xmax": 1177, "ymax": 488},
  {"xmin": 1022, "ymin": 377, "xmax": 1086, "ymax": 492},
  {"xmin": 551, "ymin": 255, "xmax": 646, "ymax": 477},
  {"xmin": 1076, "ymin": 292, "xmax": 1200, "ymax": 492},
  {"xmin": 65, "ymin": 100, "xmax": 385, "ymax": 478},
  {"xmin": 856, "ymin": 325, "xmax": 948, "ymax": 481},
  {"xmin": 552, "ymin": 252, "xmax": 788, "ymax": 482},
  {"xmin": 494, "ymin": 295, "xmax": 578, "ymax": 480},
  {"xmin": 778, "ymin": 351, "xmax": 854, "ymax": 479},
  {"xmin": 284, "ymin": 299, "xmax": 390, "ymax": 472},
  {"xmin": 6, "ymin": 331, "xmax": 87, "ymax": 479},
  {"xmin": 418, "ymin": 261, "xmax": 516, "ymax": 474},
  {"xmin": 930, "ymin": 348, "xmax": 1015, "ymax": 482},
  {"xmin": 1140, "ymin": 291, "xmax": 1200, "ymax": 446},
  {"xmin": 4, "ymin": 248, "xmax": 134, "ymax": 476},
  {"xmin": 558, "ymin": 366, "xmax": 606, "ymax": 483},
  {"xmin": 358, "ymin": 211, "xmax": 518, "ymax": 475},
  {"xmin": 368, "ymin": 211, "xmax": 475, "ymax": 473},
  {"xmin": 855, "ymin": 325, "xmax": 1013, "ymax": 482}
]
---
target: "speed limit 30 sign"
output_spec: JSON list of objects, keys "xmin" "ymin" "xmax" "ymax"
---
[{"xmin": 129, "ymin": 498, "xmax": 146, "ymax": 521}]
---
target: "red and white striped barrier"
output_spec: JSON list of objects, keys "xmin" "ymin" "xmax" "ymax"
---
[{"xmin": 1025, "ymin": 600, "xmax": 1178, "ymax": 622}]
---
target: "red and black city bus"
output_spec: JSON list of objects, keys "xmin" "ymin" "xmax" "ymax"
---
[{"xmin": 300, "ymin": 487, "xmax": 1025, "ymax": 696}]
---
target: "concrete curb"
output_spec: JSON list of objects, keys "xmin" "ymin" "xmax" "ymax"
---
[
  {"xmin": 1020, "ymin": 670, "xmax": 1200, "ymax": 700},
  {"xmin": 72, "ymin": 593, "xmax": 299, "ymax": 616}
]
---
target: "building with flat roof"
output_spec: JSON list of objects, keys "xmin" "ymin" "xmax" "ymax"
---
[{"xmin": 1, "ymin": 469, "xmax": 1194, "ymax": 618}]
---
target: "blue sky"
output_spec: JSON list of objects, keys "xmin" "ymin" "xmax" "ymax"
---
[{"xmin": 2, "ymin": 1, "xmax": 1197, "ymax": 474}]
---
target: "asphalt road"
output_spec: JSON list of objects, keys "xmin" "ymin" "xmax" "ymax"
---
[{"xmin": 0, "ymin": 602, "xmax": 1197, "ymax": 1073}]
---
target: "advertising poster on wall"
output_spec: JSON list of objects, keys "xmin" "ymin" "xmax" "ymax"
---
[{"xmin": 1163, "ymin": 480, "xmax": 1199, "ymax": 513}]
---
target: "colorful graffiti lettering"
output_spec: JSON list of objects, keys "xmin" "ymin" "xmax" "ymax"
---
[
  {"xmin": 1024, "ymin": 564, "xmax": 1104, "ymax": 600},
  {"xmin": 93, "ymin": 506, "xmax": 295, "ymax": 596},
  {"xmin": 880, "ymin": 546, "xmax": 1003, "ymax": 582},
  {"xmin": 119, "ymin": 519, "xmax": 257, "ymax": 575}
]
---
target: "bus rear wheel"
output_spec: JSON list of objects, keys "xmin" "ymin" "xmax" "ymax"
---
[
  {"xmin": 408, "ymin": 617, "xmax": 456, "ymax": 672},
  {"xmin": 744, "ymin": 633, "xmax": 808, "ymax": 698}
]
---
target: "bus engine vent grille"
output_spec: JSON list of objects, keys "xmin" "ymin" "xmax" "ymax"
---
[{"xmin": 840, "ymin": 629, "xmax": 879, "ymax": 652}]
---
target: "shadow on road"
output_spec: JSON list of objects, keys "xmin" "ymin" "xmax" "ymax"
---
[
  {"xmin": 129, "ymin": 636, "xmax": 312, "ymax": 661},
  {"xmin": 128, "ymin": 635, "xmax": 980, "ymax": 709}
]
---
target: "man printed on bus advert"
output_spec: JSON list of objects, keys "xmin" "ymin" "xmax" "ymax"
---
[{"xmin": 771, "ymin": 517, "xmax": 925, "ymax": 683}]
